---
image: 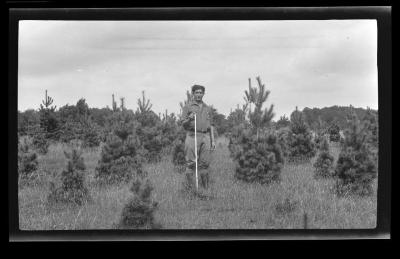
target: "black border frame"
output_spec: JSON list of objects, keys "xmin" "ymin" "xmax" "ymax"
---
[{"xmin": 9, "ymin": 6, "xmax": 391, "ymax": 241}]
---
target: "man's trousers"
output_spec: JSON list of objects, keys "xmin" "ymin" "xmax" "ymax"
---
[{"xmin": 184, "ymin": 131, "xmax": 212, "ymax": 193}]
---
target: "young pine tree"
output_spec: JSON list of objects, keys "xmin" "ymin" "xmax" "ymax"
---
[
  {"xmin": 135, "ymin": 91, "xmax": 164, "ymax": 163},
  {"xmin": 116, "ymin": 168, "xmax": 160, "ymax": 229},
  {"xmin": 160, "ymin": 111, "xmax": 180, "ymax": 149},
  {"xmin": 96, "ymin": 110, "xmax": 144, "ymax": 184},
  {"xmin": 227, "ymin": 103, "xmax": 250, "ymax": 158},
  {"xmin": 81, "ymin": 119, "xmax": 101, "ymax": 149},
  {"xmin": 313, "ymin": 116, "xmax": 328, "ymax": 149},
  {"xmin": 31, "ymin": 90, "xmax": 59, "ymax": 153},
  {"xmin": 234, "ymin": 77, "xmax": 284, "ymax": 184},
  {"xmin": 31, "ymin": 126, "xmax": 50, "ymax": 154},
  {"xmin": 276, "ymin": 115, "xmax": 291, "ymax": 129},
  {"xmin": 334, "ymin": 109, "xmax": 377, "ymax": 196},
  {"xmin": 362, "ymin": 108, "xmax": 378, "ymax": 168},
  {"xmin": 18, "ymin": 137, "xmax": 39, "ymax": 183},
  {"xmin": 276, "ymin": 127, "xmax": 290, "ymax": 158},
  {"xmin": 287, "ymin": 107, "xmax": 316, "ymax": 163},
  {"xmin": 47, "ymin": 148, "xmax": 91, "ymax": 206},
  {"xmin": 328, "ymin": 122, "xmax": 341, "ymax": 142},
  {"xmin": 38, "ymin": 90, "xmax": 60, "ymax": 140},
  {"xmin": 313, "ymin": 137, "xmax": 335, "ymax": 179},
  {"xmin": 363, "ymin": 107, "xmax": 378, "ymax": 148},
  {"xmin": 171, "ymin": 127, "xmax": 187, "ymax": 173}
]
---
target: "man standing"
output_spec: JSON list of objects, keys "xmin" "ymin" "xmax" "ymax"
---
[{"xmin": 180, "ymin": 84, "xmax": 215, "ymax": 198}]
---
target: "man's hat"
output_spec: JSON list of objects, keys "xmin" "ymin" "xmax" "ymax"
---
[{"xmin": 191, "ymin": 84, "xmax": 205, "ymax": 93}]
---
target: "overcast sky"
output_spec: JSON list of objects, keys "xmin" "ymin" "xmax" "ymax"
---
[{"xmin": 18, "ymin": 20, "xmax": 378, "ymax": 119}]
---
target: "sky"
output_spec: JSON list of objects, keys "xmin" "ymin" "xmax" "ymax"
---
[{"xmin": 18, "ymin": 20, "xmax": 378, "ymax": 119}]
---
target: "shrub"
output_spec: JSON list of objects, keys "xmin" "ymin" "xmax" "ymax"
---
[
  {"xmin": 333, "ymin": 110, "xmax": 377, "ymax": 196},
  {"xmin": 32, "ymin": 128, "xmax": 50, "ymax": 154},
  {"xmin": 47, "ymin": 149, "xmax": 91, "ymax": 206},
  {"xmin": 276, "ymin": 127, "xmax": 290, "ymax": 158},
  {"xmin": 58, "ymin": 120, "xmax": 81, "ymax": 144},
  {"xmin": 136, "ymin": 124, "xmax": 163, "ymax": 163},
  {"xmin": 95, "ymin": 133, "xmax": 144, "ymax": 184},
  {"xmin": 232, "ymin": 77, "xmax": 283, "ymax": 184},
  {"xmin": 234, "ymin": 132, "xmax": 284, "ymax": 184},
  {"xmin": 18, "ymin": 137, "xmax": 39, "ymax": 181},
  {"xmin": 328, "ymin": 123, "xmax": 341, "ymax": 142},
  {"xmin": 363, "ymin": 108, "xmax": 378, "ymax": 148},
  {"xmin": 313, "ymin": 132, "xmax": 326, "ymax": 149},
  {"xmin": 334, "ymin": 146, "xmax": 377, "ymax": 196},
  {"xmin": 313, "ymin": 137, "xmax": 335, "ymax": 179},
  {"xmin": 160, "ymin": 112, "xmax": 181, "ymax": 149},
  {"xmin": 275, "ymin": 198, "xmax": 299, "ymax": 215},
  {"xmin": 228, "ymin": 123, "xmax": 250, "ymax": 159},
  {"xmin": 134, "ymin": 92, "xmax": 165, "ymax": 163},
  {"xmin": 38, "ymin": 90, "xmax": 60, "ymax": 141},
  {"xmin": 171, "ymin": 128, "xmax": 187, "ymax": 173},
  {"xmin": 81, "ymin": 121, "xmax": 101, "ymax": 148},
  {"xmin": 57, "ymin": 99, "xmax": 102, "ymax": 147},
  {"xmin": 18, "ymin": 109, "xmax": 40, "ymax": 136},
  {"xmin": 276, "ymin": 115, "xmax": 290, "ymax": 129},
  {"xmin": 287, "ymin": 107, "xmax": 316, "ymax": 163},
  {"xmin": 116, "ymin": 170, "xmax": 160, "ymax": 229}
]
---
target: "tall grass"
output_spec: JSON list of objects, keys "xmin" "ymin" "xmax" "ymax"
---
[{"xmin": 18, "ymin": 137, "xmax": 377, "ymax": 230}]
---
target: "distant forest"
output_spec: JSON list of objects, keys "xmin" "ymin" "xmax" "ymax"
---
[
  {"xmin": 18, "ymin": 99, "xmax": 378, "ymax": 138},
  {"xmin": 300, "ymin": 106, "xmax": 378, "ymax": 130}
]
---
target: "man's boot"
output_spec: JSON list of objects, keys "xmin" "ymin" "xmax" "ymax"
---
[
  {"xmin": 204, "ymin": 173, "xmax": 209, "ymax": 189},
  {"xmin": 200, "ymin": 173, "xmax": 206, "ymax": 189},
  {"xmin": 185, "ymin": 171, "xmax": 195, "ymax": 192}
]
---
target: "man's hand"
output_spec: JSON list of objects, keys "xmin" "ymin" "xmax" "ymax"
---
[
  {"xmin": 187, "ymin": 112, "xmax": 195, "ymax": 120},
  {"xmin": 210, "ymin": 141, "xmax": 216, "ymax": 151}
]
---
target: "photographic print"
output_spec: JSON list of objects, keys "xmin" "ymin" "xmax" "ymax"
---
[{"xmin": 17, "ymin": 19, "xmax": 379, "ymax": 230}]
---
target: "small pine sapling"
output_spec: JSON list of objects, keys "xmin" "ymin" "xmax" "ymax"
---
[
  {"xmin": 160, "ymin": 111, "xmax": 180, "ymax": 150},
  {"xmin": 234, "ymin": 133, "xmax": 284, "ymax": 184},
  {"xmin": 313, "ymin": 137, "xmax": 335, "ymax": 179},
  {"xmin": 95, "ymin": 132, "xmax": 144, "ymax": 184},
  {"xmin": 287, "ymin": 107, "xmax": 316, "ymax": 163},
  {"xmin": 333, "ymin": 109, "xmax": 377, "ymax": 196},
  {"xmin": 313, "ymin": 116, "xmax": 328, "ymax": 149},
  {"xmin": 47, "ymin": 148, "xmax": 91, "ymax": 206},
  {"xmin": 227, "ymin": 123, "xmax": 248, "ymax": 158},
  {"xmin": 227, "ymin": 103, "xmax": 250, "ymax": 158},
  {"xmin": 18, "ymin": 137, "xmax": 39, "ymax": 183},
  {"xmin": 111, "ymin": 94, "xmax": 119, "ymax": 112},
  {"xmin": 362, "ymin": 108, "xmax": 378, "ymax": 166},
  {"xmin": 276, "ymin": 114, "xmax": 290, "ymax": 129},
  {"xmin": 38, "ymin": 90, "xmax": 60, "ymax": 141},
  {"xmin": 172, "ymin": 127, "xmax": 187, "ymax": 173},
  {"xmin": 234, "ymin": 76, "xmax": 283, "ymax": 184},
  {"xmin": 32, "ymin": 127, "xmax": 50, "ymax": 154},
  {"xmin": 134, "ymin": 91, "xmax": 164, "ymax": 163},
  {"xmin": 276, "ymin": 127, "xmax": 290, "ymax": 158},
  {"xmin": 328, "ymin": 122, "xmax": 341, "ymax": 142},
  {"xmin": 116, "ymin": 169, "xmax": 160, "ymax": 229},
  {"xmin": 81, "ymin": 120, "xmax": 101, "ymax": 148}
]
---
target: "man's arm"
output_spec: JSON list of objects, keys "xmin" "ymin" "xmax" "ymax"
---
[
  {"xmin": 179, "ymin": 105, "xmax": 194, "ymax": 130},
  {"xmin": 210, "ymin": 126, "xmax": 215, "ymax": 149}
]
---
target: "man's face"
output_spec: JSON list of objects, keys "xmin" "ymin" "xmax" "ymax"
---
[{"xmin": 193, "ymin": 89, "xmax": 204, "ymax": 102}]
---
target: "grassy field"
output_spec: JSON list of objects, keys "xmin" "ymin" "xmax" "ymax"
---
[{"xmin": 18, "ymin": 137, "xmax": 377, "ymax": 230}]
